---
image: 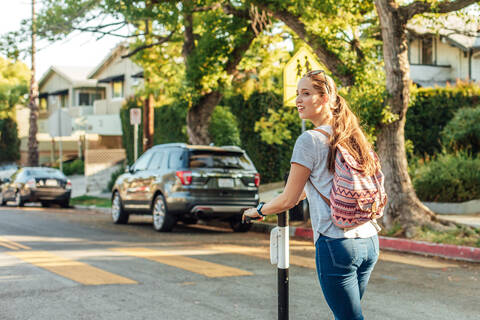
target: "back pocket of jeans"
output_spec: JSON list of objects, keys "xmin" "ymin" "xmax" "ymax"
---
[{"xmin": 325, "ymin": 238, "xmax": 358, "ymax": 269}]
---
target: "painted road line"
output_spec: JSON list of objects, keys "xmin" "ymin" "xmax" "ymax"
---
[
  {"xmin": 7, "ymin": 251, "xmax": 137, "ymax": 285},
  {"xmin": 0, "ymin": 237, "xmax": 31, "ymax": 250},
  {"xmin": 111, "ymin": 247, "xmax": 253, "ymax": 278},
  {"xmin": 204, "ymin": 244, "xmax": 316, "ymax": 269}
]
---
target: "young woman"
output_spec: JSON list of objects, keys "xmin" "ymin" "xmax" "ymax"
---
[{"xmin": 243, "ymin": 70, "xmax": 380, "ymax": 320}]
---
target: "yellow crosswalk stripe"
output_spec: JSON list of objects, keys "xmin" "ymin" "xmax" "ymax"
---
[
  {"xmin": 111, "ymin": 247, "xmax": 253, "ymax": 278},
  {"xmin": 0, "ymin": 237, "xmax": 31, "ymax": 250},
  {"xmin": 7, "ymin": 251, "xmax": 137, "ymax": 285}
]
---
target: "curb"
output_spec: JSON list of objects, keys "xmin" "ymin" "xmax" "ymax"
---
[
  {"xmin": 251, "ymin": 223, "xmax": 480, "ymax": 263},
  {"xmin": 73, "ymin": 205, "xmax": 110, "ymax": 214}
]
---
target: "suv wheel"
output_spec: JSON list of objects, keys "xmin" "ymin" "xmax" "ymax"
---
[
  {"xmin": 152, "ymin": 194, "xmax": 176, "ymax": 232},
  {"xmin": 112, "ymin": 192, "xmax": 129, "ymax": 224},
  {"xmin": 14, "ymin": 191, "xmax": 24, "ymax": 207},
  {"xmin": 230, "ymin": 215, "xmax": 252, "ymax": 232}
]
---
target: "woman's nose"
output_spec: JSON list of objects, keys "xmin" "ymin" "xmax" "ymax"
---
[{"xmin": 296, "ymin": 95, "xmax": 301, "ymax": 104}]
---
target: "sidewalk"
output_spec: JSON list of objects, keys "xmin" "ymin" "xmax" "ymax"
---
[{"xmin": 257, "ymin": 183, "xmax": 480, "ymax": 262}]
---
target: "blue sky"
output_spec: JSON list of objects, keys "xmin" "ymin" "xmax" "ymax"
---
[{"xmin": 0, "ymin": 0, "xmax": 125, "ymax": 80}]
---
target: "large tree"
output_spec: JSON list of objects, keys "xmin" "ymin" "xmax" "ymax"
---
[{"xmin": 252, "ymin": 0, "xmax": 479, "ymax": 235}]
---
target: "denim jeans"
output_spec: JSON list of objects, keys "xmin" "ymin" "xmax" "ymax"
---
[{"xmin": 315, "ymin": 234, "xmax": 379, "ymax": 320}]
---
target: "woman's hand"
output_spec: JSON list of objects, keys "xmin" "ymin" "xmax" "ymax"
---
[{"xmin": 242, "ymin": 207, "xmax": 264, "ymax": 223}]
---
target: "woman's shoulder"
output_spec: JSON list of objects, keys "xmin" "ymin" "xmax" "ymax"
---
[{"xmin": 296, "ymin": 129, "xmax": 330, "ymax": 147}]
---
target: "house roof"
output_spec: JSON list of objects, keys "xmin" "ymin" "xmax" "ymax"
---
[
  {"xmin": 407, "ymin": 14, "xmax": 480, "ymax": 50},
  {"xmin": 39, "ymin": 65, "xmax": 97, "ymax": 90},
  {"xmin": 88, "ymin": 42, "xmax": 128, "ymax": 79}
]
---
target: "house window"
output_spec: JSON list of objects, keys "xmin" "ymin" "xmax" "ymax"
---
[
  {"xmin": 60, "ymin": 94, "xmax": 68, "ymax": 108},
  {"xmin": 39, "ymin": 97, "xmax": 47, "ymax": 110},
  {"xmin": 422, "ymin": 37, "xmax": 433, "ymax": 65},
  {"xmin": 112, "ymin": 80, "xmax": 124, "ymax": 98},
  {"xmin": 79, "ymin": 93, "xmax": 90, "ymax": 106}
]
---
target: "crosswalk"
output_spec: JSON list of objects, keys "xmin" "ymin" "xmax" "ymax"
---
[{"xmin": 0, "ymin": 236, "xmax": 457, "ymax": 286}]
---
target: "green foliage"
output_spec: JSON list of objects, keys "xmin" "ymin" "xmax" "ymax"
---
[
  {"xmin": 0, "ymin": 57, "xmax": 29, "ymax": 117},
  {"xmin": 227, "ymin": 91, "xmax": 302, "ymax": 183},
  {"xmin": 0, "ymin": 117, "xmax": 20, "ymax": 163},
  {"xmin": 107, "ymin": 165, "xmax": 125, "ymax": 192},
  {"xmin": 416, "ymin": 224, "xmax": 480, "ymax": 248},
  {"xmin": 411, "ymin": 154, "xmax": 480, "ymax": 202},
  {"xmin": 70, "ymin": 195, "xmax": 112, "ymax": 208},
  {"xmin": 153, "ymin": 101, "xmax": 188, "ymax": 145},
  {"xmin": 405, "ymin": 83, "xmax": 480, "ymax": 158},
  {"xmin": 209, "ymin": 106, "xmax": 241, "ymax": 146},
  {"xmin": 441, "ymin": 106, "xmax": 480, "ymax": 156},
  {"xmin": 62, "ymin": 159, "xmax": 84, "ymax": 176}
]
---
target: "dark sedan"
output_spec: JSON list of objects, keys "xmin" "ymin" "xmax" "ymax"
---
[{"xmin": 0, "ymin": 167, "xmax": 71, "ymax": 207}]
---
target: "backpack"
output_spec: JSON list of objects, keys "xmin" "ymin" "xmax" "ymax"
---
[{"xmin": 310, "ymin": 129, "xmax": 387, "ymax": 229}]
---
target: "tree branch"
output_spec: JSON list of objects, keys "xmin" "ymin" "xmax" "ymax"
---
[
  {"xmin": 225, "ymin": 25, "xmax": 256, "ymax": 75},
  {"xmin": 400, "ymin": 0, "xmax": 478, "ymax": 22},
  {"xmin": 259, "ymin": 5, "xmax": 356, "ymax": 86},
  {"xmin": 121, "ymin": 30, "xmax": 175, "ymax": 58}
]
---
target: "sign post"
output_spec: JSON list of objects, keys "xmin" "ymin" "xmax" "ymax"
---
[
  {"xmin": 47, "ymin": 109, "xmax": 72, "ymax": 173},
  {"xmin": 130, "ymin": 108, "xmax": 142, "ymax": 161},
  {"xmin": 283, "ymin": 46, "xmax": 324, "ymax": 133}
]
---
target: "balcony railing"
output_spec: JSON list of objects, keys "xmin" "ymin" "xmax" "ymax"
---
[
  {"xmin": 410, "ymin": 64, "xmax": 452, "ymax": 84},
  {"xmin": 93, "ymin": 99, "xmax": 124, "ymax": 115}
]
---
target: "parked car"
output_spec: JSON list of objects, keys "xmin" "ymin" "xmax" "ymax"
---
[
  {"xmin": 111, "ymin": 143, "xmax": 260, "ymax": 232},
  {"xmin": 0, "ymin": 167, "xmax": 72, "ymax": 207}
]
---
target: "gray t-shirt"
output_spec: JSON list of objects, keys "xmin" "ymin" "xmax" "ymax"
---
[{"xmin": 290, "ymin": 125, "xmax": 378, "ymax": 243}]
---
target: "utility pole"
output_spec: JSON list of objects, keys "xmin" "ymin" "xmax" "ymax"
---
[{"xmin": 28, "ymin": 0, "xmax": 39, "ymax": 166}]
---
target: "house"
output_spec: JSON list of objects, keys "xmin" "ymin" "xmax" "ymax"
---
[{"xmin": 407, "ymin": 15, "xmax": 480, "ymax": 87}]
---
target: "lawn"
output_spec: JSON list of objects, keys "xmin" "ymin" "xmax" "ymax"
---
[{"xmin": 71, "ymin": 195, "xmax": 111, "ymax": 208}]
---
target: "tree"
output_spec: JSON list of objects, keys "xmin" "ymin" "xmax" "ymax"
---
[
  {"xmin": 373, "ymin": 0, "xmax": 479, "ymax": 235},
  {"xmin": 0, "ymin": 57, "xmax": 30, "ymax": 117},
  {"xmin": 28, "ymin": 0, "xmax": 39, "ymax": 166},
  {"xmin": 4, "ymin": 0, "xmax": 264, "ymax": 145}
]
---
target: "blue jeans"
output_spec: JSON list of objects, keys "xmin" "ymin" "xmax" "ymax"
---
[{"xmin": 315, "ymin": 234, "xmax": 379, "ymax": 320}]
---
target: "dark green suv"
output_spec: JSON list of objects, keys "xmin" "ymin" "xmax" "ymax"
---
[{"xmin": 111, "ymin": 143, "xmax": 260, "ymax": 232}]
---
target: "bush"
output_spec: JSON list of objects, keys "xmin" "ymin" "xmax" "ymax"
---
[
  {"xmin": 441, "ymin": 106, "xmax": 480, "ymax": 156},
  {"xmin": 0, "ymin": 117, "xmax": 20, "ymax": 163},
  {"xmin": 209, "ymin": 106, "xmax": 241, "ymax": 146},
  {"xmin": 411, "ymin": 154, "xmax": 480, "ymax": 202},
  {"xmin": 62, "ymin": 159, "xmax": 84, "ymax": 176},
  {"xmin": 406, "ymin": 83, "xmax": 480, "ymax": 157},
  {"xmin": 107, "ymin": 165, "xmax": 126, "ymax": 191}
]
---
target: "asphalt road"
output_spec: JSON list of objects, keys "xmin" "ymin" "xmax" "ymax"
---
[{"xmin": 0, "ymin": 205, "xmax": 478, "ymax": 320}]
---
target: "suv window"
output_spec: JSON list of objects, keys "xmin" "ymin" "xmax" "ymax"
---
[
  {"xmin": 147, "ymin": 151, "xmax": 165, "ymax": 170},
  {"xmin": 188, "ymin": 151, "xmax": 254, "ymax": 170},
  {"xmin": 133, "ymin": 152, "xmax": 153, "ymax": 171},
  {"xmin": 168, "ymin": 149, "xmax": 185, "ymax": 169}
]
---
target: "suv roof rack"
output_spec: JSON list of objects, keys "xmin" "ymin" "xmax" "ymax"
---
[
  {"xmin": 152, "ymin": 143, "xmax": 188, "ymax": 149},
  {"xmin": 220, "ymin": 145, "xmax": 243, "ymax": 151}
]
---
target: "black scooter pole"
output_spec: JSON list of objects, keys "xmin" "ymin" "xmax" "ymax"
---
[{"xmin": 277, "ymin": 211, "xmax": 289, "ymax": 320}]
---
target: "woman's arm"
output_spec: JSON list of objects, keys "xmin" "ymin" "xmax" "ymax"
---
[{"xmin": 243, "ymin": 162, "xmax": 310, "ymax": 219}]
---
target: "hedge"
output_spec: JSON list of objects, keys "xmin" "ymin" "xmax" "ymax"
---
[
  {"xmin": 406, "ymin": 83, "xmax": 480, "ymax": 157},
  {"xmin": 441, "ymin": 105, "xmax": 480, "ymax": 156},
  {"xmin": 0, "ymin": 117, "xmax": 20, "ymax": 163}
]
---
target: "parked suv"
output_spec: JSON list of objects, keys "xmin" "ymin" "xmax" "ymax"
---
[{"xmin": 111, "ymin": 143, "xmax": 260, "ymax": 232}]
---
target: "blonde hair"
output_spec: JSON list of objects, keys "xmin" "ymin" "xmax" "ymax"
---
[{"xmin": 305, "ymin": 72, "xmax": 380, "ymax": 176}]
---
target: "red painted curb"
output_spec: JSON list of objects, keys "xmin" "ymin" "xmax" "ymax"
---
[{"xmin": 292, "ymin": 226, "xmax": 480, "ymax": 262}]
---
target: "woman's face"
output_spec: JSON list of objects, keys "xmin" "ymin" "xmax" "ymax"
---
[{"xmin": 295, "ymin": 77, "xmax": 327, "ymax": 122}]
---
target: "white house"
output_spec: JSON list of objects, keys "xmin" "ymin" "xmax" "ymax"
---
[{"xmin": 407, "ymin": 16, "xmax": 480, "ymax": 87}]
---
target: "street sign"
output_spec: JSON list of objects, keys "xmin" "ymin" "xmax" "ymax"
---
[
  {"xmin": 283, "ymin": 46, "xmax": 324, "ymax": 107},
  {"xmin": 47, "ymin": 109, "xmax": 72, "ymax": 137},
  {"xmin": 130, "ymin": 108, "xmax": 142, "ymax": 125}
]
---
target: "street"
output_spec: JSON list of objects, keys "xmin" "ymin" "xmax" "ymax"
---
[{"xmin": 0, "ymin": 205, "xmax": 478, "ymax": 320}]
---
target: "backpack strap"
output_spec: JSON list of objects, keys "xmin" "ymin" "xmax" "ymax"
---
[
  {"xmin": 313, "ymin": 128, "xmax": 331, "ymax": 138},
  {"xmin": 308, "ymin": 177, "xmax": 331, "ymax": 206}
]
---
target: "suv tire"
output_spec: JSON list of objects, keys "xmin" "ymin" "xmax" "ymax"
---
[
  {"xmin": 152, "ymin": 194, "xmax": 176, "ymax": 232},
  {"xmin": 230, "ymin": 215, "xmax": 252, "ymax": 232},
  {"xmin": 112, "ymin": 192, "xmax": 129, "ymax": 224}
]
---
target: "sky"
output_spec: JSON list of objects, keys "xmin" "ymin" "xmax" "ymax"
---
[{"xmin": 0, "ymin": 0, "xmax": 126, "ymax": 80}]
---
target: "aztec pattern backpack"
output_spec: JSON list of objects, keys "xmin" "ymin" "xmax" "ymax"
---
[{"xmin": 311, "ymin": 128, "xmax": 387, "ymax": 229}]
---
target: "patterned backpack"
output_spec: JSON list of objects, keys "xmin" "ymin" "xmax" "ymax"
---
[{"xmin": 311, "ymin": 129, "xmax": 387, "ymax": 229}]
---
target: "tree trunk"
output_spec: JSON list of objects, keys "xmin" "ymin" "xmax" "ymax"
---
[
  {"xmin": 28, "ymin": 0, "xmax": 39, "ymax": 166},
  {"xmin": 143, "ymin": 92, "xmax": 154, "ymax": 151},
  {"xmin": 186, "ymin": 91, "xmax": 222, "ymax": 145},
  {"xmin": 375, "ymin": 0, "xmax": 444, "ymax": 236}
]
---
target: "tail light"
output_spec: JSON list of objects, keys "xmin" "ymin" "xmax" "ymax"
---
[
  {"xmin": 176, "ymin": 171, "xmax": 192, "ymax": 185},
  {"xmin": 65, "ymin": 180, "xmax": 72, "ymax": 190},
  {"xmin": 254, "ymin": 173, "xmax": 260, "ymax": 187},
  {"xmin": 25, "ymin": 179, "xmax": 36, "ymax": 189}
]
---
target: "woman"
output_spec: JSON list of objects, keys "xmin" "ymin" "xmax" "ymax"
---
[{"xmin": 243, "ymin": 70, "xmax": 380, "ymax": 320}]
